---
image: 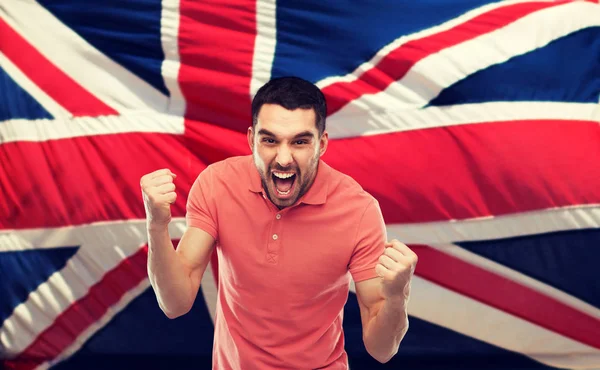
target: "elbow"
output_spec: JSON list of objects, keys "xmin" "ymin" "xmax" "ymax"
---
[
  {"xmin": 364, "ymin": 339, "xmax": 398, "ymax": 364},
  {"xmin": 148, "ymin": 276, "xmax": 195, "ymax": 319},
  {"xmin": 159, "ymin": 301, "xmax": 192, "ymax": 319},
  {"xmin": 163, "ymin": 309, "xmax": 185, "ymax": 320},
  {"xmin": 368, "ymin": 348, "xmax": 397, "ymax": 364},
  {"xmin": 378, "ymin": 352, "xmax": 397, "ymax": 364}
]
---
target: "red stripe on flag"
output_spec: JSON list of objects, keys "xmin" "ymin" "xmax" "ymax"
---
[
  {"xmin": 322, "ymin": 1, "xmax": 573, "ymax": 116},
  {"xmin": 0, "ymin": 132, "xmax": 225, "ymax": 230},
  {"xmin": 2, "ymin": 120, "xmax": 599, "ymax": 230},
  {"xmin": 4, "ymin": 246, "xmax": 150, "ymax": 370},
  {"xmin": 323, "ymin": 119, "xmax": 600, "ymax": 223},
  {"xmin": 178, "ymin": 0, "xmax": 257, "ymax": 132},
  {"xmin": 0, "ymin": 19, "xmax": 117, "ymax": 117},
  {"xmin": 412, "ymin": 245, "xmax": 600, "ymax": 349}
]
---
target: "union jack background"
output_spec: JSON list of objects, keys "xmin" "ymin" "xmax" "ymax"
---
[{"xmin": 1, "ymin": 0, "xmax": 599, "ymax": 369}]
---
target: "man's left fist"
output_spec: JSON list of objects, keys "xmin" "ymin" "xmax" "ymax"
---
[{"xmin": 376, "ymin": 239, "xmax": 418, "ymax": 302}]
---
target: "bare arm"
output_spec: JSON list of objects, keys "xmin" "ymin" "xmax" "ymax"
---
[
  {"xmin": 355, "ymin": 277, "xmax": 409, "ymax": 363},
  {"xmin": 355, "ymin": 239, "xmax": 417, "ymax": 363},
  {"xmin": 141, "ymin": 168, "xmax": 215, "ymax": 319},
  {"xmin": 147, "ymin": 225, "xmax": 215, "ymax": 319}
]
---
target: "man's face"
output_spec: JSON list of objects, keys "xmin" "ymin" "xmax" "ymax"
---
[{"xmin": 248, "ymin": 104, "xmax": 328, "ymax": 209}]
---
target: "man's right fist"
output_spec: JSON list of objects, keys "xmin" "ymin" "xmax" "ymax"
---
[{"xmin": 141, "ymin": 169, "xmax": 177, "ymax": 228}]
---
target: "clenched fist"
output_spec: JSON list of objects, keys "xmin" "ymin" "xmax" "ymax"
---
[
  {"xmin": 141, "ymin": 169, "xmax": 177, "ymax": 228},
  {"xmin": 376, "ymin": 239, "xmax": 418, "ymax": 303}
]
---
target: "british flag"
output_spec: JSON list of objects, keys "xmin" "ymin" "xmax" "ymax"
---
[{"xmin": 1, "ymin": 0, "xmax": 599, "ymax": 369}]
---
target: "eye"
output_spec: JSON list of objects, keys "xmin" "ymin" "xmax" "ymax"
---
[
  {"xmin": 294, "ymin": 140, "xmax": 308, "ymax": 145},
  {"xmin": 262, "ymin": 138, "xmax": 276, "ymax": 144}
]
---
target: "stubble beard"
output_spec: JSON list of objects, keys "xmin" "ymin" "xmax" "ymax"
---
[{"xmin": 253, "ymin": 150, "xmax": 320, "ymax": 209}]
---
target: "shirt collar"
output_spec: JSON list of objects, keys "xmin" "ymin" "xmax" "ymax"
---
[
  {"xmin": 298, "ymin": 160, "xmax": 330, "ymax": 205},
  {"xmin": 248, "ymin": 158, "xmax": 264, "ymax": 193},
  {"xmin": 248, "ymin": 158, "xmax": 330, "ymax": 206}
]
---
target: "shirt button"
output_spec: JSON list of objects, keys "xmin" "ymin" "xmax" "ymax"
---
[
  {"xmin": 272, "ymin": 234, "xmax": 278, "ymax": 240},
  {"xmin": 276, "ymin": 214, "xmax": 281, "ymax": 220}
]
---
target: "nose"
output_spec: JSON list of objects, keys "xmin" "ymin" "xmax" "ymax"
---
[{"xmin": 276, "ymin": 145, "xmax": 293, "ymax": 168}]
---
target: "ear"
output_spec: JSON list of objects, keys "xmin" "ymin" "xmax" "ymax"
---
[
  {"xmin": 247, "ymin": 126, "xmax": 254, "ymax": 152},
  {"xmin": 319, "ymin": 131, "xmax": 329, "ymax": 156}
]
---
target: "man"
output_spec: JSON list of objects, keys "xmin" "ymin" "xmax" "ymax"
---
[{"xmin": 141, "ymin": 77, "xmax": 418, "ymax": 369}]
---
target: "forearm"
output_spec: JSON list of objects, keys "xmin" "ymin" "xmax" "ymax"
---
[
  {"xmin": 147, "ymin": 225, "xmax": 195, "ymax": 318},
  {"xmin": 363, "ymin": 298, "xmax": 409, "ymax": 363}
]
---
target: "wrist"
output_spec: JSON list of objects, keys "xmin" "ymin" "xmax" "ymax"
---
[
  {"xmin": 147, "ymin": 221, "xmax": 170, "ymax": 233},
  {"xmin": 384, "ymin": 295, "xmax": 408, "ymax": 311},
  {"xmin": 382, "ymin": 297, "xmax": 409, "ymax": 331}
]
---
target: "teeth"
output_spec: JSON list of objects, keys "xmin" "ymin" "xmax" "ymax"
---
[
  {"xmin": 276, "ymin": 188, "xmax": 291, "ymax": 195},
  {"xmin": 273, "ymin": 172, "xmax": 294, "ymax": 179}
]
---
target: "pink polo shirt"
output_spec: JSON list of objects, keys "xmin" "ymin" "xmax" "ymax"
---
[{"xmin": 186, "ymin": 155, "xmax": 386, "ymax": 370}]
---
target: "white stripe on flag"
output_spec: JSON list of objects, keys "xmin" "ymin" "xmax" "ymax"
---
[
  {"xmin": 4, "ymin": 205, "xmax": 597, "ymax": 253},
  {"xmin": 408, "ymin": 276, "xmax": 600, "ymax": 369},
  {"xmin": 250, "ymin": 0, "xmax": 277, "ymax": 98},
  {"xmin": 330, "ymin": 1, "xmax": 600, "ymax": 112},
  {"xmin": 386, "ymin": 204, "xmax": 600, "ymax": 245},
  {"xmin": 38, "ymin": 279, "xmax": 151, "ymax": 370},
  {"xmin": 429, "ymin": 243, "xmax": 600, "ymax": 320},
  {"xmin": 1, "ymin": 0, "xmax": 169, "ymax": 114},
  {"xmin": 326, "ymin": 101, "xmax": 599, "ymax": 139},
  {"xmin": 348, "ymin": 275, "xmax": 600, "ymax": 368},
  {"xmin": 160, "ymin": 0, "xmax": 186, "ymax": 117},
  {"xmin": 0, "ymin": 219, "xmax": 186, "ymax": 356},
  {"xmin": 0, "ymin": 111, "xmax": 184, "ymax": 144},
  {"xmin": 201, "ymin": 262, "xmax": 218, "ymax": 323},
  {"xmin": 0, "ymin": 52, "xmax": 71, "ymax": 120},
  {"xmin": 316, "ymin": 0, "xmax": 558, "ymax": 88}
]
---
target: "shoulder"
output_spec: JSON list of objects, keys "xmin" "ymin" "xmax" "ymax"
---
[
  {"xmin": 195, "ymin": 155, "xmax": 253, "ymax": 183},
  {"xmin": 324, "ymin": 161, "xmax": 378, "ymax": 212},
  {"xmin": 189, "ymin": 155, "xmax": 255, "ymax": 201}
]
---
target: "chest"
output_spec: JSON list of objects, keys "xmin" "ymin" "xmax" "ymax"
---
[{"xmin": 214, "ymin": 195, "xmax": 358, "ymax": 298}]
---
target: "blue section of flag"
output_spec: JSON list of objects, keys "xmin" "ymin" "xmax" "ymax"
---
[
  {"xmin": 37, "ymin": 0, "xmax": 169, "ymax": 96},
  {"xmin": 457, "ymin": 229, "xmax": 600, "ymax": 308},
  {"xmin": 272, "ymin": 0, "xmax": 494, "ymax": 83},
  {"xmin": 0, "ymin": 67, "xmax": 53, "ymax": 121},
  {"xmin": 53, "ymin": 287, "xmax": 214, "ymax": 369},
  {"xmin": 430, "ymin": 27, "xmax": 600, "ymax": 106},
  {"xmin": 0, "ymin": 247, "xmax": 79, "ymax": 325},
  {"xmin": 343, "ymin": 293, "xmax": 556, "ymax": 369}
]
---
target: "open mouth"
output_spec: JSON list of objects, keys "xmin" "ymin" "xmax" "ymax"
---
[{"xmin": 272, "ymin": 171, "xmax": 296, "ymax": 197}]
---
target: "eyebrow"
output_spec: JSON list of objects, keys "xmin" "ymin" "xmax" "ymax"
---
[
  {"xmin": 257, "ymin": 129, "xmax": 315, "ymax": 140},
  {"xmin": 257, "ymin": 129, "xmax": 276, "ymax": 137}
]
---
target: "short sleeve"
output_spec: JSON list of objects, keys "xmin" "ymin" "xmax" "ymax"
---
[
  {"xmin": 349, "ymin": 198, "xmax": 387, "ymax": 282},
  {"xmin": 186, "ymin": 166, "xmax": 218, "ymax": 240}
]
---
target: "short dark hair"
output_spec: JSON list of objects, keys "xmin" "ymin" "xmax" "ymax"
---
[{"xmin": 251, "ymin": 76, "xmax": 327, "ymax": 136}]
